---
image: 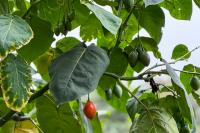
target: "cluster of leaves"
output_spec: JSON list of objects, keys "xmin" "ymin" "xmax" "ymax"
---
[{"xmin": 0, "ymin": 0, "xmax": 200, "ymax": 132}]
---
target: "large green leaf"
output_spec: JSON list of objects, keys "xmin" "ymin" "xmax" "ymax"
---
[
  {"xmin": 83, "ymin": 2, "xmax": 122, "ymax": 35},
  {"xmin": 171, "ymin": 44, "xmax": 190, "ymax": 60},
  {"xmin": 144, "ymin": 0, "xmax": 165, "ymax": 7},
  {"xmin": 162, "ymin": 59, "xmax": 195, "ymax": 131},
  {"xmin": 99, "ymin": 48, "xmax": 128, "ymax": 89},
  {"xmin": 130, "ymin": 107, "xmax": 179, "ymax": 133},
  {"xmin": 0, "ymin": 15, "xmax": 33, "ymax": 57},
  {"xmin": 161, "ymin": 0, "xmax": 192, "ymax": 20},
  {"xmin": 80, "ymin": 14, "xmax": 103, "ymax": 41},
  {"xmin": 36, "ymin": 95, "xmax": 81, "ymax": 133},
  {"xmin": 49, "ymin": 44, "xmax": 109, "ymax": 104},
  {"xmin": 18, "ymin": 15, "xmax": 54, "ymax": 63},
  {"xmin": 14, "ymin": 0, "xmax": 27, "ymax": 16},
  {"xmin": 0, "ymin": 0, "xmax": 9, "ymax": 15},
  {"xmin": 0, "ymin": 54, "xmax": 31, "ymax": 111},
  {"xmin": 135, "ymin": 5, "xmax": 165, "ymax": 43}
]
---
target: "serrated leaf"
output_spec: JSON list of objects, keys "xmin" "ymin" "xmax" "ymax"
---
[
  {"xmin": 130, "ymin": 107, "xmax": 179, "ymax": 133},
  {"xmin": 49, "ymin": 44, "xmax": 109, "ymax": 104},
  {"xmin": 126, "ymin": 98, "xmax": 138, "ymax": 121},
  {"xmin": 80, "ymin": 14, "xmax": 103, "ymax": 41},
  {"xmin": 135, "ymin": 5, "xmax": 165, "ymax": 43},
  {"xmin": 56, "ymin": 37, "xmax": 80, "ymax": 52},
  {"xmin": 172, "ymin": 44, "xmax": 190, "ymax": 60},
  {"xmin": 0, "ymin": 54, "xmax": 31, "ymax": 111},
  {"xmin": 161, "ymin": 0, "xmax": 192, "ymax": 20},
  {"xmin": 83, "ymin": 2, "xmax": 122, "ymax": 35},
  {"xmin": 18, "ymin": 15, "xmax": 54, "ymax": 63},
  {"xmin": 162, "ymin": 59, "xmax": 196, "ymax": 131},
  {"xmin": 0, "ymin": 15, "xmax": 33, "ymax": 57},
  {"xmin": 36, "ymin": 95, "xmax": 81, "ymax": 133},
  {"xmin": 144, "ymin": 0, "xmax": 164, "ymax": 7}
]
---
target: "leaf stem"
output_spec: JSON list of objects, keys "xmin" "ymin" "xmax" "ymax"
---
[{"xmin": 0, "ymin": 83, "xmax": 49, "ymax": 127}]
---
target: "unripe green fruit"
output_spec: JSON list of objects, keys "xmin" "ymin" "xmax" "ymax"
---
[
  {"xmin": 137, "ymin": 47, "xmax": 150, "ymax": 66},
  {"xmin": 128, "ymin": 50, "xmax": 138, "ymax": 67},
  {"xmin": 190, "ymin": 76, "xmax": 200, "ymax": 91},
  {"xmin": 105, "ymin": 88, "xmax": 113, "ymax": 100},
  {"xmin": 113, "ymin": 85, "xmax": 122, "ymax": 98}
]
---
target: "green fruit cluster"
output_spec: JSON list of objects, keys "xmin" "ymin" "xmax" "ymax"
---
[
  {"xmin": 105, "ymin": 85, "xmax": 123, "ymax": 100},
  {"xmin": 190, "ymin": 76, "xmax": 200, "ymax": 91},
  {"xmin": 127, "ymin": 46, "xmax": 150, "ymax": 68}
]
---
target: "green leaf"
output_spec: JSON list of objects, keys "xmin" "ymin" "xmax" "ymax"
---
[
  {"xmin": 0, "ymin": 54, "xmax": 31, "ymax": 111},
  {"xmin": 130, "ymin": 37, "xmax": 161, "ymax": 58},
  {"xmin": 34, "ymin": 51, "xmax": 54, "ymax": 82},
  {"xmin": 90, "ymin": 113, "xmax": 103, "ymax": 133},
  {"xmin": 0, "ymin": 15, "xmax": 33, "ymax": 57},
  {"xmin": 0, "ymin": 98, "xmax": 9, "ymax": 116},
  {"xmin": 180, "ymin": 64, "xmax": 200, "ymax": 93},
  {"xmin": 130, "ymin": 107, "xmax": 179, "ymax": 133},
  {"xmin": 171, "ymin": 44, "xmax": 190, "ymax": 60},
  {"xmin": 56, "ymin": 37, "xmax": 80, "ymax": 52},
  {"xmin": 135, "ymin": 5, "xmax": 165, "ymax": 43},
  {"xmin": 0, "ymin": 120, "xmax": 15, "ymax": 133},
  {"xmin": 161, "ymin": 0, "xmax": 192, "ymax": 20},
  {"xmin": 144, "ymin": 0, "xmax": 165, "ymax": 7},
  {"xmin": 99, "ymin": 48, "xmax": 128, "ymax": 89},
  {"xmin": 36, "ymin": 95, "xmax": 81, "ymax": 133},
  {"xmin": 18, "ymin": 15, "xmax": 54, "ymax": 63},
  {"xmin": 72, "ymin": 0, "xmax": 90, "ymax": 28},
  {"xmin": 83, "ymin": 2, "xmax": 122, "ymax": 35},
  {"xmin": 14, "ymin": 120, "xmax": 39, "ymax": 133},
  {"xmin": 162, "ymin": 59, "xmax": 195, "ymax": 129},
  {"xmin": 80, "ymin": 14, "xmax": 103, "ymax": 41},
  {"xmin": 0, "ymin": 0, "xmax": 9, "ymax": 15},
  {"xmin": 193, "ymin": 0, "xmax": 200, "ymax": 8},
  {"xmin": 49, "ymin": 44, "xmax": 109, "ymax": 104}
]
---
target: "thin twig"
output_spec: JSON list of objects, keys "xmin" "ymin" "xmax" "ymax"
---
[{"xmin": 144, "ymin": 45, "xmax": 200, "ymax": 72}]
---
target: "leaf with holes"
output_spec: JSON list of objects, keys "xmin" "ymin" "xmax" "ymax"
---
[
  {"xmin": 0, "ymin": 54, "xmax": 31, "ymax": 111},
  {"xmin": 0, "ymin": 15, "xmax": 33, "ymax": 57},
  {"xmin": 49, "ymin": 43, "xmax": 109, "ymax": 104}
]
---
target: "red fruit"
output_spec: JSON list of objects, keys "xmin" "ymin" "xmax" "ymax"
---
[{"xmin": 83, "ymin": 100, "xmax": 96, "ymax": 119}]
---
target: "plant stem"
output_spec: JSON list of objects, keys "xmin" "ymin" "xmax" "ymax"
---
[
  {"xmin": 115, "ymin": 4, "xmax": 136, "ymax": 48},
  {"xmin": 22, "ymin": 0, "xmax": 42, "ymax": 19},
  {"xmin": 0, "ymin": 83, "xmax": 49, "ymax": 127}
]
